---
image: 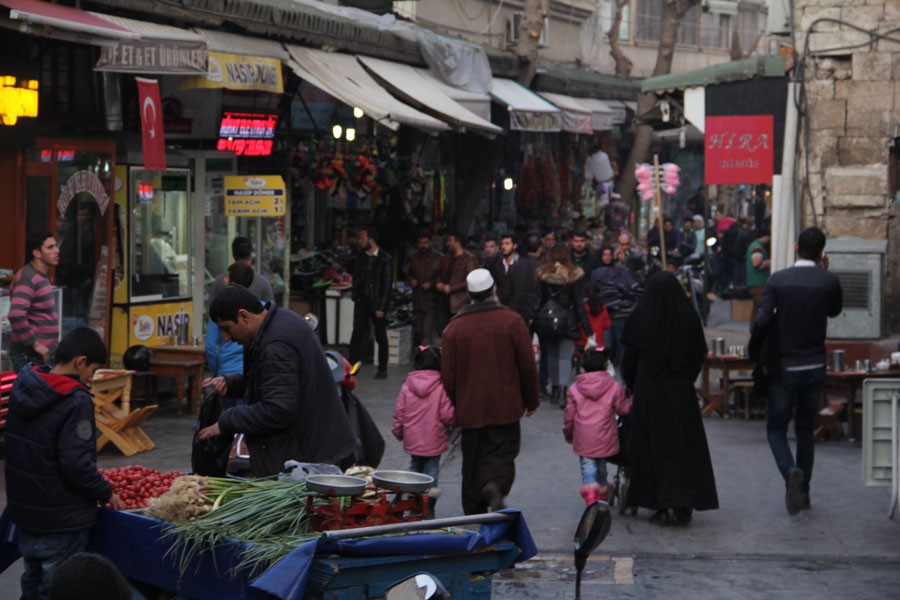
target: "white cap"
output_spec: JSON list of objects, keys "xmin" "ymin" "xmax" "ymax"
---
[
  {"xmin": 692, "ymin": 215, "xmax": 704, "ymax": 223},
  {"xmin": 466, "ymin": 268, "xmax": 494, "ymax": 293}
]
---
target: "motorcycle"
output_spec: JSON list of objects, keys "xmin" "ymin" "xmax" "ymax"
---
[{"xmin": 676, "ymin": 253, "xmax": 711, "ymax": 326}]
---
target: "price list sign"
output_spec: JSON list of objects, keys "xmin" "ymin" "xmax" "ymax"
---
[{"xmin": 223, "ymin": 175, "xmax": 286, "ymax": 216}]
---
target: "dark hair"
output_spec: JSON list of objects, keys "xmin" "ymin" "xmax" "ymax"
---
[
  {"xmin": 468, "ymin": 288, "xmax": 493, "ymax": 302},
  {"xmin": 231, "ymin": 236, "xmax": 253, "ymax": 261},
  {"xmin": 797, "ymin": 227, "xmax": 826, "ymax": 261},
  {"xmin": 48, "ymin": 553, "xmax": 131, "ymax": 600},
  {"xmin": 446, "ymin": 231, "xmax": 463, "ymax": 244},
  {"xmin": 581, "ymin": 347, "xmax": 609, "ymax": 373},
  {"xmin": 362, "ymin": 225, "xmax": 379, "ymax": 243},
  {"xmin": 414, "ymin": 345, "xmax": 442, "ymax": 371},
  {"xmin": 484, "ymin": 234, "xmax": 498, "ymax": 244},
  {"xmin": 54, "ymin": 327, "xmax": 107, "ymax": 366},
  {"xmin": 227, "ymin": 262, "xmax": 254, "ymax": 289},
  {"xmin": 572, "ymin": 230, "xmax": 588, "ymax": 240},
  {"xmin": 500, "ymin": 232, "xmax": 518, "ymax": 246},
  {"xmin": 542, "ymin": 230, "xmax": 556, "ymax": 240},
  {"xmin": 210, "ymin": 285, "xmax": 265, "ymax": 323},
  {"xmin": 25, "ymin": 230, "xmax": 55, "ymax": 263},
  {"xmin": 756, "ymin": 223, "xmax": 771, "ymax": 238},
  {"xmin": 524, "ymin": 233, "xmax": 541, "ymax": 254},
  {"xmin": 415, "ymin": 229, "xmax": 432, "ymax": 241},
  {"xmin": 663, "ymin": 218, "xmax": 674, "ymax": 226},
  {"xmin": 586, "ymin": 282, "xmax": 605, "ymax": 314}
]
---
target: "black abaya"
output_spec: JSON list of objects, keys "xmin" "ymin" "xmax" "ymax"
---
[{"xmin": 620, "ymin": 272, "xmax": 719, "ymax": 512}]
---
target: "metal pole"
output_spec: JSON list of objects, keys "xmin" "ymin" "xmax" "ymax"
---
[
  {"xmin": 323, "ymin": 512, "xmax": 517, "ymax": 541},
  {"xmin": 653, "ymin": 154, "xmax": 667, "ymax": 270}
]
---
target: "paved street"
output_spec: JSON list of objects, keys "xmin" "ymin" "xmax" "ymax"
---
[{"xmin": 1, "ymin": 301, "xmax": 899, "ymax": 598}]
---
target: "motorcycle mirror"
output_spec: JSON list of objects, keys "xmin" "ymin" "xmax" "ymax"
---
[
  {"xmin": 574, "ymin": 501, "xmax": 612, "ymax": 572},
  {"xmin": 303, "ymin": 313, "xmax": 320, "ymax": 332},
  {"xmin": 350, "ymin": 361, "xmax": 362, "ymax": 376},
  {"xmin": 384, "ymin": 573, "xmax": 449, "ymax": 600}
]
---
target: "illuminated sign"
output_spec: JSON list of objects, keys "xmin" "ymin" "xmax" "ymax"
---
[
  {"xmin": 224, "ymin": 175, "xmax": 286, "ymax": 216},
  {"xmin": 137, "ymin": 181, "xmax": 155, "ymax": 204},
  {"xmin": 0, "ymin": 76, "xmax": 38, "ymax": 126},
  {"xmin": 217, "ymin": 112, "xmax": 277, "ymax": 156},
  {"xmin": 40, "ymin": 149, "xmax": 76, "ymax": 162}
]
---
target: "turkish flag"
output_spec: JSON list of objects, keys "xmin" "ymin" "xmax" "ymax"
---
[{"xmin": 136, "ymin": 78, "xmax": 166, "ymax": 171}]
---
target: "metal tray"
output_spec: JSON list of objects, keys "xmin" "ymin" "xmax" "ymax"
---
[
  {"xmin": 372, "ymin": 470, "xmax": 434, "ymax": 493},
  {"xmin": 305, "ymin": 474, "xmax": 368, "ymax": 497}
]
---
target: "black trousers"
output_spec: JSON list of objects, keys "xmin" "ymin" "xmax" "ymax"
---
[
  {"xmin": 460, "ymin": 422, "xmax": 521, "ymax": 515},
  {"xmin": 349, "ymin": 299, "xmax": 388, "ymax": 372}
]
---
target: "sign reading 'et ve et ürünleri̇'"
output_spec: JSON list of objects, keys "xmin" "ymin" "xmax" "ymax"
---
[
  {"xmin": 704, "ymin": 115, "xmax": 774, "ymax": 185},
  {"xmin": 223, "ymin": 175, "xmax": 286, "ymax": 217}
]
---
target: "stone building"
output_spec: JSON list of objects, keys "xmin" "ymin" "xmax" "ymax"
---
[{"xmin": 791, "ymin": 0, "xmax": 900, "ymax": 332}]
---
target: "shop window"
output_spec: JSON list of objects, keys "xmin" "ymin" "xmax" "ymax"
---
[
  {"xmin": 676, "ymin": 4, "xmax": 699, "ymax": 46},
  {"xmin": 635, "ymin": 0, "xmax": 661, "ymax": 41},
  {"xmin": 39, "ymin": 43, "xmax": 91, "ymax": 123},
  {"xmin": 601, "ymin": 0, "xmax": 631, "ymax": 41},
  {"xmin": 736, "ymin": 5, "xmax": 765, "ymax": 55}
]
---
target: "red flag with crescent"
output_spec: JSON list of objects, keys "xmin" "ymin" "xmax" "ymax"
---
[{"xmin": 136, "ymin": 78, "xmax": 166, "ymax": 171}]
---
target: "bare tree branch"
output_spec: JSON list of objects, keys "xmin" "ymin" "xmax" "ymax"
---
[{"xmin": 608, "ymin": 0, "xmax": 633, "ymax": 77}]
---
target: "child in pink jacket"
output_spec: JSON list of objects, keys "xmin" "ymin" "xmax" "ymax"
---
[
  {"xmin": 392, "ymin": 346, "xmax": 456, "ymax": 506},
  {"xmin": 563, "ymin": 347, "xmax": 632, "ymax": 505}
]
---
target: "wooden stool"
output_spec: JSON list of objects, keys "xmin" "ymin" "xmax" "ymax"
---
[
  {"xmin": 91, "ymin": 370, "xmax": 157, "ymax": 457},
  {"xmin": 732, "ymin": 380, "xmax": 757, "ymax": 420},
  {"xmin": 148, "ymin": 358, "xmax": 203, "ymax": 416}
]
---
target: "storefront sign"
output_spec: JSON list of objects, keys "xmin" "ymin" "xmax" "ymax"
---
[
  {"xmin": 223, "ymin": 175, "xmax": 286, "ymax": 217},
  {"xmin": 704, "ymin": 115, "xmax": 774, "ymax": 184},
  {"xmin": 180, "ymin": 51, "xmax": 283, "ymax": 94},
  {"xmin": 216, "ymin": 138, "xmax": 273, "ymax": 156},
  {"xmin": 0, "ymin": 76, "xmax": 38, "ymax": 126},
  {"xmin": 130, "ymin": 302, "xmax": 192, "ymax": 344},
  {"xmin": 96, "ymin": 40, "xmax": 207, "ymax": 74},
  {"xmin": 58, "ymin": 170, "xmax": 111, "ymax": 216}
]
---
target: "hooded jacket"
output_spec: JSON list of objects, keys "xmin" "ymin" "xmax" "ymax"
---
[
  {"xmin": 537, "ymin": 263, "xmax": 592, "ymax": 339},
  {"xmin": 563, "ymin": 371, "xmax": 631, "ymax": 458},
  {"xmin": 392, "ymin": 370, "xmax": 456, "ymax": 457},
  {"xmin": 4, "ymin": 365, "xmax": 113, "ymax": 533}
]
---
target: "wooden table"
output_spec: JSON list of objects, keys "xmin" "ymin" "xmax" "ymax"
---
[
  {"xmin": 149, "ymin": 348, "xmax": 204, "ymax": 416},
  {"xmin": 823, "ymin": 369, "xmax": 900, "ymax": 442},
  {"xmin": 698, "ymin": 354, "xmax": 756, "ymax": 417}
]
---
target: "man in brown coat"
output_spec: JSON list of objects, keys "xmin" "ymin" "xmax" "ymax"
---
[
  {"xmin": 441, "ymin": 268, "xmax": 540, "ymax": 514},
  {"xmin": 436, "ymin": 233, "xmax": 479, "ymax": 321},
  {"xmin": 407, "ymin": 230, "xmax": 443, "ymax": 347}
]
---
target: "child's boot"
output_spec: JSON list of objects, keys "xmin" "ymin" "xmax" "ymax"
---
[
  {"xmin": 597, "ymin": 484, "xmax": 611, "ymax": 503},
  {"xmin": 580, "ymin": 483, "xmax": 601, "ymax": 505}
]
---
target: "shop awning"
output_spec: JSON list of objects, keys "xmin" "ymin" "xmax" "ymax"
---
[
  {"xmin": 286, "ymin": 45, "xmax": 449, "ymax": 133},
  {"xmin": 180, "ymin": 29, "xmax": 288, "ymax": 93},
  {"xmin": 439, "ymin": 83, "xmax": 492, "ymax": 122},
  {"xmin": 490, "ymin": 78, "xmax": 560, "ymax": 132},
  {"xmin": 357, "ymin": 56, "xmax": 501, "ymax": 137},
  {"xmin": 642, "ymin": 56, "xmax": 786, "ymax": 94},
  {"xmin": 0, "ymin": 0, "xmax": 138, "ymax": 45},
  {"xmin": 536, "ymin": 92, "xmax": 592, "ymax": 134},
  {"xmin": 577, "ymin": 98, "xmax": 627, "ymax": 130},
  {"xmin": 91, "ymin": 13, "xmax": 208, "ymax": 74}
]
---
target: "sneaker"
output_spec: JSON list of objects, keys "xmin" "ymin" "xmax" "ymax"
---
[
  {"xmin": 801, "ymin": 492, "xmax": 811, "ymax": 510},
  {"xmin": 374, "ymin": 370, "xmax": 387, "ymax": 380},
  {"xmin": 786, "ymin": 467, "xmax": 804, "ymax": 516}
]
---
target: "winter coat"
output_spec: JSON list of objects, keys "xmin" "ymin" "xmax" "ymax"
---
[
  {"xmin": 4, "ymin": 365, "xmax": 113, "ymax": 534},
  {"xmin": 392, "ymin": 370, "xmax": 456, "ymax": 457},
  {"xmin": 219, "ymin": 306, "xmax": 359, "ymax": 476},
  {"xmin": 576, "ymin": 304, "xmax": 612, "ymax": 351},
  {"xmin": 563, "ymin": 371, "xmax": 631, "ymax": 459},
  {"xmin": 505, "ymin": 254, "xmax": 542, "ymax": 325},
  {"xmin": 408, "ymin": 248, "xmax": 443, "ymax": 310},
  {"xmin": 352, "ymin": 248, "xmax": 393, "ymax": 311},
  {"xmin": 441, "ymin": 300, "xmax": 540, "ymax": 429},
  {"xmin": 438, "ymin": 250, "xmax": 479, "ymax": 314},
  {"xmin": 590, "ymin": 264, "xmax": 643, "ymax": 319},
  {"xmin": 537, "ymin": 263, "xmax": 592, "ymax": 340}
]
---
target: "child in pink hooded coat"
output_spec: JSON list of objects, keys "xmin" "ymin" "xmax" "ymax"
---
[
  {"xmin": 563, "ymin": 347, "xmax": 631, "ymax": 504},
  {"xmin": 392, "ymin": 346, "xmax": 456, "ymax": 507}
]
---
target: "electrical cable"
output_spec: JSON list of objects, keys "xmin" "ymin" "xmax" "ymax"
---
[{"xmin": 478, "ymin": 0, "xmax": 507, "ymax": 35}]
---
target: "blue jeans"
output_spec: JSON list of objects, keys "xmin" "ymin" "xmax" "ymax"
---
[
  {"xmin": 18, "ymin": 529, "xmax": 90, "ymax": 600},
  {"xmin": 767, "ymin": 368, "xmax": 825, "ymax": 492},
  {"xmin": 579, "ymin": 456, "xmax": 609, "ymax": 486},
  {"xmin": 409, "ymin": 455, "xmax": 441, "ymax": 488},
  {"xmin": 607, "ymin": 318, "xmax": 627, "ymax": 366}
]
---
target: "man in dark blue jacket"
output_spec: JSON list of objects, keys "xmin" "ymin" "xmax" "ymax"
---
[
  {"xmin": 754, "ymin": 227, "xmax": 842, "ymax": 515},
  {"xmin": 199, "ymin": 286, "xmax": 359, "ymax": 477},
  {"xmin": 5, "ymin": 327, "xmax": 126, "ymax": 600},
  {"xmin": 349, "ymin": 226, "xmax": 393, "ymax": 379}
]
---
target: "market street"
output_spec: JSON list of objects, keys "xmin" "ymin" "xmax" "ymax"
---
[{"xmin": 1, "ymin": 303, "xmax": 899, "ymax": 598}]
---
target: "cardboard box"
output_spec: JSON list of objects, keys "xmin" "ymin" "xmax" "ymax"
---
[{"xmin": 731, "ymin": 298, "xmax": 754, "ymax": 322}]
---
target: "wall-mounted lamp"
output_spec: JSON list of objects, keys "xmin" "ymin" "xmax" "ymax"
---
[
  {"xmin": 353, "ymin": 107, "xmax": 364, "ymax": 119},
  {"xmin": 332, "ymin": 124, "xmax": 343, "ymax": 139},
  {"xmin": 503, "ymin": 177, "xmax": 514, "ymax": 191},
  {"xmin": 346, "ymin": 128, "xmax": 356, "ymax": 142}
]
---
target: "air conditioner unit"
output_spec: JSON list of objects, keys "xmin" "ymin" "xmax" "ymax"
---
[
  {"xmin": 767, "ymin": 0, "xmax": 791, "ymax": 36},
  {"xmin": 824, "ymin": 236, "xmax": 888, "ymax": 339}
]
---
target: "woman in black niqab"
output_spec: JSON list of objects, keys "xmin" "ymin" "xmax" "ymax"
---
[{"xmin": 620, "ymin": 271, "xmax": 718, "ymax": 523}]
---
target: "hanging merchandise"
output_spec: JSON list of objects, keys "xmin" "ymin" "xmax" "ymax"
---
[
  {"xmin": 431, "ymin": 169, "xmax": 446, "ymax": 227},
  {"xmin": 516, "ymin": 150, "xmax": 539, "ymax": 217}
]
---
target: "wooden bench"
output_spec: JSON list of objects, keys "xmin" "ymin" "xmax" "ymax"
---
[{"xmin": 92, "ymin": 370, "xmax": 157, "ymax": 457}]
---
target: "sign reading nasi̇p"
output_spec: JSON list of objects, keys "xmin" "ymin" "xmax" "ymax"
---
[
  {"xmin": 223, "ymin": 175, "xmax": 286, "ymax": 217},
  {"xmin": 704, "ymin": 115, "xmax": 774, "ymax": 185}
]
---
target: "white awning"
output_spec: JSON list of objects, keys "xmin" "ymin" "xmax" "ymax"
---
[
  {"xmin": 91, "ymin": 13, "xmax": 208, "ymax": 74},
  {"xmin": 193, "ymin": 29, "xmax": 288, "ymax": 61},
  {"xmin": 437, "ymin": 82, "xmax": 492, "ymax": 122},
  {"xmin": 537, "ymin": 92, "xmax": 592, "ymax": 134},
  {"xmin": 490, "ymin": 78, "xmax": 561, "ymax": 132},
  {"xmin": 286, "ymin": 45, "xmax": 448, "ymax": 133},
  {"xmin": 577, "ymin": 98, "xmax": 628, "ymax": 130},
  {"xmin": 0, "ymin": 0, "xmax": 138, "ymax": 45},
  {"xmin": 358, "ymin": 56, "xmax": 501, "ymax": 137}
]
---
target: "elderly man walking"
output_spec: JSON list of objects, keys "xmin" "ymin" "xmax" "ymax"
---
[{"xmin": 441, "ymin": 269, "xmax": 540, "ymax": 514}]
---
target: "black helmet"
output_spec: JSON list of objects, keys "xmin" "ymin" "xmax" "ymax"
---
[{"xmin": 122, "ymin": 345, "xmax": 152, "ymax": 372}]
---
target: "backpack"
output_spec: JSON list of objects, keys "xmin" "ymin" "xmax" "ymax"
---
[{"xmin": 534, "ymin": 297, "xmax": 570, "ymax": 339}]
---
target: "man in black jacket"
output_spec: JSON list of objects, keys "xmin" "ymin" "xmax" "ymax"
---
[
  {"xmin": 754, "ymin": 227, "xmax": 842, "ymax": 515},
  {"xmin": 349, "ymin": 226, "xmax": 393, "ymax": 379},
  {"xmin": 505, "ymin": 233, "xmax": 542, "ymax": 325},
  {"xmin": 199, "ymin": 286, "xmax": 359, "ymax": 477},
  {"xmin": 5, "ymin": 327, "xmax": 126, "ymax": 600}
]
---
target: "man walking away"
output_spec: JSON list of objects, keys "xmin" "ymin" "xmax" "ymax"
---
[
  {"xmin": 350, "ymin": 227, "xmax": 393, "ymax": 379},
  {"xmin": 753, "ymin": 227, "xmax": 842, "ymax": 515},
  {"xmin": 408, "ymin": 230, "xmax": 443, "ymax": 347},
  {"xmin": 441, "ymin": 269, "xmax": 539, "ymax": 514},
  {"xmin": 208, "ymin": 236, "xmax": 275, "ymax": 306},
  {"xmin": 9, "ymin": 230, "xmax": 61, "ymax": 372},
  {"xmin": 505, "ymin": 234, "xmax": 542, "ymax": 325}
]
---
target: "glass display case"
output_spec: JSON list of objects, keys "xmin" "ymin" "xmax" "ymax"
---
[{"xmin": 129, "ymin": 169, "xmax": 192, "ymax": 302}]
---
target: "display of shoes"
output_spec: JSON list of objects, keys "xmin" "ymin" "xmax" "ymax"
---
[{"xmin": 786, "ymin": 467, "xmax": 804, "ymax": 515}]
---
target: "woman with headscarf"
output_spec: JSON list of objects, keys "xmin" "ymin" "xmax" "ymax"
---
[{"xmin": 620, "ymin": 271, "xmax": 718, "ymax": 523}]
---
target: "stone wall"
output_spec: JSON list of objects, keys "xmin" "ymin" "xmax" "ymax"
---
[{"xmin": 795, "ymin": 0, "xmax": 900, "ymax": 334}]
